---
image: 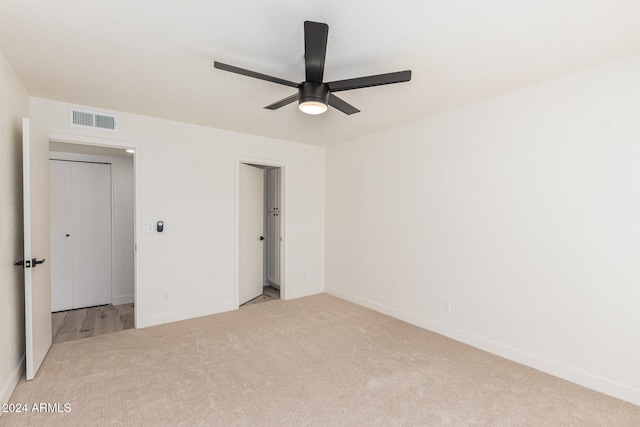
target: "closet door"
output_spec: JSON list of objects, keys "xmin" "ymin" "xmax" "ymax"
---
[
  {"xmin": 72, "ymin": 162, "xmax": 112, "ymax": 308},
  {"xmin": 50, "ymin": 160, "xmax": 112, "ymax": 311},
  {"xmin": 267, "ymin": 169, "xmax": 280, "ymax": 211},
  {"xmin": 50, "ymin": 161, "xmax": 73, "ymax": 312},
  {"xmin": 266, "ymin": 211, "xmax": 280, "ymax": 286}
]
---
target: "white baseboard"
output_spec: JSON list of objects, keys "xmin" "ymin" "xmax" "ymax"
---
[
  {"xmin": 1, "ymin": 355, "xmax": 24, "ymax": 407},
  {"xmin": 112, "ymin": 294, "xmax": 134, "ymax": 306},
  {"xmin": 284, "ymin": 286, "xmax": 324, "ymax": 301},
  {"xmin": 137, "ymin": 302, "xmax": 237, "ymax": 329},
  {"xmin": 137, "ymin": 286, "xmax": 324, "ymax": 328},
  {"xmin": 326, "ymin": 287, "xmax": 640, "ymax": 407}
]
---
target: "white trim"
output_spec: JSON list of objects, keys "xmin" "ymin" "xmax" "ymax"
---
[
  {"xmin": 47, "ymin": 132, "xmax": 135, "ymax": 150},
  {"xmin": 112, "ymin": 294, "xmax": 134, "ymax": 306},
  {"xmin": 136, "ymin": 302, "xmax": 236, "ymax": 328},
  {"xmin": 109, "ymin": 162, "xmax": 116, "ymax": 308},
  {"xmin": 325, "ymin": 286, "xmax": 640, "ymax": 407},
  {"xmin": 0, "ymin": 355, "xmax": 25, "ymax": 407},
  {"xmin": 286, "ymin": 286, "xmax": 324, "ymax": 300}
]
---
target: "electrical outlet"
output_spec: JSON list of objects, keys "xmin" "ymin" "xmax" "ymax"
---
[
  {"xmin": 163, "ymin": 290, "xmax": 170, "ymax": 301},
  {"xmin": 442, "ymin": 299, "xmax": 451, "ymax": 312}
]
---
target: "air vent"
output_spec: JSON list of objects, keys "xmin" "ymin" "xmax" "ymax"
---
[
  {"xmin": 95, "ymin": 114, "xmax": 115, "ymax": 130},
  {"xmin": 72, "ymin": 110, "xmax": 94, "ymax": 127},
  {"xmin": 70, "ymin": 108, "xmax": 117, "ymax": 131}
]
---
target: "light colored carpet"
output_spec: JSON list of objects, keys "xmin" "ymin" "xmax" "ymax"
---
[{"xmin": 2, "ymin": 294, "xmax": 639, "ymax": 426}]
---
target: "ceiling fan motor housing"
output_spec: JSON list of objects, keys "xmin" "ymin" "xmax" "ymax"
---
[{"xmin": 298, "ymin": 82, "xmax": 330, "ymax": 106}]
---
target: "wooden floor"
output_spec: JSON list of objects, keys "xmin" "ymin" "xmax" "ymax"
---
[{"xmin": 51, "ymin": 303, "xmax": 134, "ymax": 344}]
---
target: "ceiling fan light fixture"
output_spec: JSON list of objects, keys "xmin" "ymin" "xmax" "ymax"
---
[
  {"xmin": 299, "ymin": 100, "xmax": 328, "ymax": 115},
  {"xmin": 298, "ymin": 81, "xmax": 330, "ymax": 115}
]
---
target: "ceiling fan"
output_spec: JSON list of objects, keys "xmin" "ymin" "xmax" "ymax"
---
[{"xmin": 214, "ymin": 21, "xmax": 411, "ymax": 115}]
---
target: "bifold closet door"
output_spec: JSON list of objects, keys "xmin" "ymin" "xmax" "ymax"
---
[
  {"xmin": 50, "ymin": 161, "xmax": 73, "ymax": 311},
  {"xmin": 51, "ymin": 160, "xmax": 112, "ymax": 311}
]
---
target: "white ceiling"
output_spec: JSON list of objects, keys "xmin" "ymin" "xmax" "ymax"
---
[{"xmin": 1, "ymin": 1, "xmax": 640, "ymax": 147}]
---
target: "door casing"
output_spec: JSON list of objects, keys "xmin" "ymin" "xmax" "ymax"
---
[{"xmin": 45, "ymin": 132, "xmax": 140, "ymax": 327}]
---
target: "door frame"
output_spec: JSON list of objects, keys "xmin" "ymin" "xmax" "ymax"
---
[
  {"xmin": 46, "ymin": 132, "xmax": 141, "ymax": 327},
  {"xmin": 235, "ymin": 157, "xmax": 286, "ymax": 307}
]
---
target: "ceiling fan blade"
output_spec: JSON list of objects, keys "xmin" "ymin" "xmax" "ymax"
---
[
  {"xmin": 214, "ymin": 61, "xmax": 298, "ymax": 88},
  {"xmin": 304, "ymin": 21, "xmax": 329, "ymax": 83},
  {"xmin": 327, "ymin": 70, "xmax": 412, "ymax": 92},
  {"xmin": 328, "ymin": 94, "xmax": 360, "ymax": 115},
  {"xmin": 265, "ymin": 93, "xmax": 299, "ymax": 110}
]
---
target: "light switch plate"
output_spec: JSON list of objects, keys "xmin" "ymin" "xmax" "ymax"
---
[{"xmin": 146, "ymin": 222, "xmax": 154, "ymax": 232}]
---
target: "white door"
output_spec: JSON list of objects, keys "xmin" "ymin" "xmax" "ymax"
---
[
  {"xmin": 267, "ymin": 168, "xmax": 280, "ymax": 211},
  {"xmin": 239, "ymin": 164, "xmax": 265, "ymax": 305},
  {"xmin": 21, "ymin": 118, "xmax": 52, "ymax": 380},
  {"xmin": 50, "ymin": 160, "xmax": 112, "ymax": 311},
  {"xmin": 50, "ymin": 160, "xmax": 73, "ymax": 311}
]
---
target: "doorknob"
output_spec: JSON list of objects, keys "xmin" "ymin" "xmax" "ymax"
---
[
  {"xmin": 259, "ymin": 236, "xmax": 265, "ymax": 241},
  {"xmin": 14, "ymin": 258, "xmax": 45, "ymax": 268}
]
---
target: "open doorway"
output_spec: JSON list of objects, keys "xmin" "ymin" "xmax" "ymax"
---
[
  {"xmin": 238, "ymin": 161, "xmax": 284, "ymax": 307},
  {"xmin": 48, "ymin": 141, "xmax": 135, "ymax": 343}
]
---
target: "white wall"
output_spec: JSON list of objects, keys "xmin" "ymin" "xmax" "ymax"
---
[
  {"xmin": 0, "ymin": 49, "xmax": 29, "ymax": 405},
  {"xmin": 31, "ymin": 98, "xmax": 325, "ymax": 328},
  {"xmin": 326, "ymin": 53, "xmax": 640, "ymax": 405},
  {"xmin": 48, "ymin": 151, "xmax": 135, "ymax": 305}
]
